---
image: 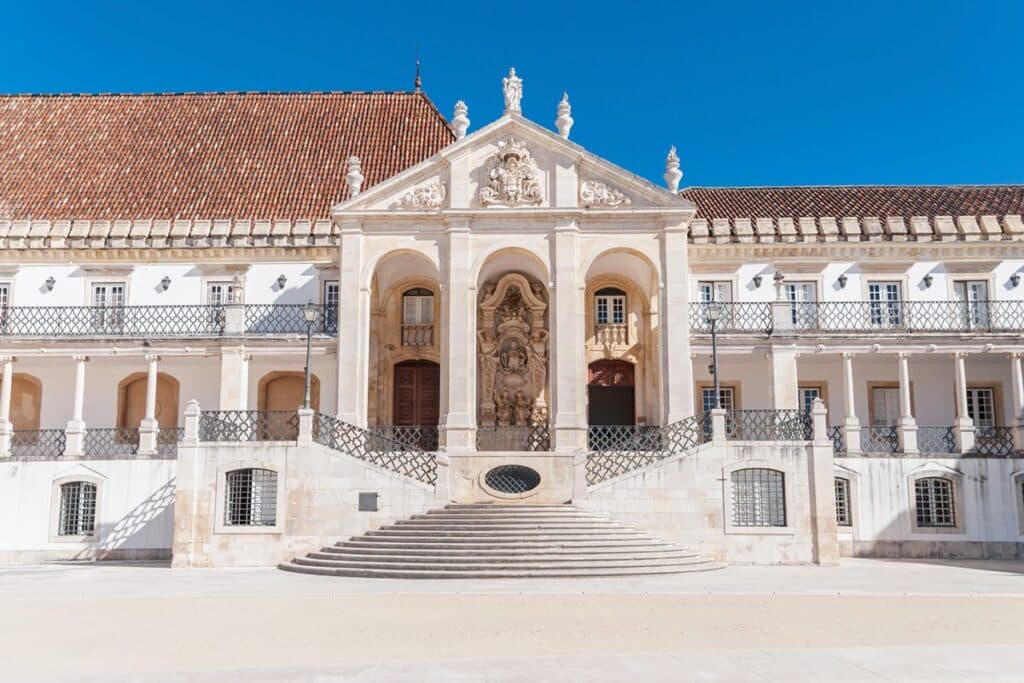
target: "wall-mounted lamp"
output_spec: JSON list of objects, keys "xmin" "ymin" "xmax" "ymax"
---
[
  {"xmin": 44, "ymin": 276, "xmax": 55, "ymax": 291},
  {"xmin": 161, "ymin": 276, "xmax": 172, "ymax": 291},
  {"xmin": 752, "ymin": 274, "xmax": 763, "ymax": 288},
  {"xmin": 1011, "ymin": 273, "xmax": 1021, "ymax": 288},
  {"xmin": 773, "ymin": 271, "xmax": 785, "ymax": 284},
  {"xmin": 277, "ymin": 274, "xmax": 288, "ymax": 290},
  {"xmin": 923, "ymin": 273, "xmax": 934, "ymax": 288},
  {"xmin": 837, "ymin": 274, "xmax": 848, "ymax": 289}
]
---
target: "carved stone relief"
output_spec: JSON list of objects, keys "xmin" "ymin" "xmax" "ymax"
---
[
  {"xmin": 478, "ymin": 274, "xmax": 549, "ymax": 428},
  {"xmin": 579, "ymin": 180, "xmax": 631, "ymax": 208},
  {"xmin": 479, "ymin": 137, "xmax": 544, "ymax": 207},
  {"xmin": 390, "ymin": 180, "xmax": 447, "ymax": 210}
]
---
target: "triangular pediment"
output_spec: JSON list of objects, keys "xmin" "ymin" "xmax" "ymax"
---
[{"xmin": 333, "ymin": 115, "xmax": 693, "ymax": 214}]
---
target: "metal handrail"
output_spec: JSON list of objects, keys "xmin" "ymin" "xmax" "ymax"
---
[
  {"xmin": 313, "ymin": 412, "xmax": 436, "ymax": 485},
  {"xmin": 244, "ymin": 304, "xmax": 334, "ymax": 335},
  {"xmin": 198, "ymin": 410, "xmax": 299, "ymax": 442},
  {"xmin": 0, "ymin": 305, "xmax": 226, "ymax": 337}
]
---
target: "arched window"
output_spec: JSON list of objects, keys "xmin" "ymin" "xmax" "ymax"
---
[
  {"xmin": 402, "ymin": 288, "xmax": 434, "ymax": 346},
  {"xmin": 914, "ymin": 477, "xmax": 955, "ymax": 527},
  {"xmin": 225, "ymin": 468, "xmax": 278, "ymax": 527},
  {"xmin": 594, "ymin": 287, "xmax": 626, "ymax": 326},
  {"xmin": 834, "ymin": 477, "xmax": 852, "ymax": 527},
  {"xmin": 731, "ymin": 468, "xmax": 786, "ymax": 527},
  {"xmin": 58, "ymin": 481, "xmax": 97, "ymax": 536}
]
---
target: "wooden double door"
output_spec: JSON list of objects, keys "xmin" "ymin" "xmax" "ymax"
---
[
  {"xmin": 392, "ymin": 360, "xmax": 440, "ymax": 428},
  {"xmin": 587, "ymin": 359, "xmax": 636, "ymax": 426}
]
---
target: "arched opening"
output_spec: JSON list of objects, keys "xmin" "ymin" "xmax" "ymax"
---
[
  {"xmin": 117, "ymin": 372, "xmax": 180, "ymax": 429},
  {"xmin": 257, "ymin": 371, "xmax": 321, "ymax": 412},
  {"xmin": 7, "ymin": 373, "xmax": 42, "ymax": 430},
  {"xmin": 587, "ymin": 359, "xmax": 636, "ymax": 426}
]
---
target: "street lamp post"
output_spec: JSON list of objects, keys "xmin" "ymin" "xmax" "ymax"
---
[
  {"xmin": 705, "ymin": 302, "xmax": 723, "ymax": 410},
  {"xmin": 302, "ymin": 301, "xmax": 318, "ymax": 410}
]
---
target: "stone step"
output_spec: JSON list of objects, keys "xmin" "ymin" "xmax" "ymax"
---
[
  {"xmin": 306, "ymin": 550, "xmax": 702, "ymax": 564},
  {"xmin": 278, "ymin": 561, "xmax": 724, "ymax": 579},
  {"xmin": 324, "ymin": 544, "xmax": 692, "ymax": 557},
  {"xmin": 413, "ymin": 513, "xmax": 612, "ymax": 521},
  {"xmin": 293, "ymin": 556, "xmax": 711, "ymax": 571},
  {"xmin": 362, "ymin": 532, "xmax": 651, "ymax": 543},
  {"xmin": 339, "ymin": 538, "xmax": 672, "ymax": 549},
  {"xmin": 386, "ymin": 522, "xmax": 632, "ymax": 531}
]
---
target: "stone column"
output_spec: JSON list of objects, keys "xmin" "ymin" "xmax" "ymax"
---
[
  {"xmin": 218, "ymin": 347, "xmax": 250, "ymax": 410},
  {"xmin": 64, "ymin": 355, "xmax": 89, "ymax": 457},
  {"xmin": 441, "ymin": 219, "xmax": 476, "ymax": 452},
  {"xmin": 769, "ymin": 345, "xmax": 799, "ymax": 411},
  {"xmin": 841, "ymin": 352, "xmax": 861, "ymax": 454},
  {"xmin": 808, "ymin": 398, "xmax": 839, "ymax": 565},
  {"xmin": 337, "ymin": 220, "xmax": 371, "ymax": 427},
  {"xmin": 138, "ymin": 354, "xmax": 160, "ymax": 456},
  {"xmin": 953, "ymin": 352, "xmax": 975, "ymax": 453},
  {"xmin": 1010, "ymin": 352, "xmax": 1024, "ymax": 452},
  {"xmin": 897, "ymin": 352, "xmax": 918, "ymax": 454},
  {"xmin": 0, "ymin": 356, "xmax": 13, "ymax": 458},
  {"xmin": 551, "ymin": 219, "xmax": 586, "ymax": 452},
  {"xmin": 659, "ymin": 221, "xmax": 694, "ymax": 423}
]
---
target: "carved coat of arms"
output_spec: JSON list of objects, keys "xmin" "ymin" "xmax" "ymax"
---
[{"xmin": 479, "ymin": 138, "xmax": 544, "ymax": 207}]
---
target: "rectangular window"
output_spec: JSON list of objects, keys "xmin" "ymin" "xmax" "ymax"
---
[
  {"xmin": 322, "ymin": 281, "xmax": 339, "ymax": 333},
  {"xmin": 966, "ymin": 387, "xmax": 996, "ymax": 434},
  {"xmin": 834, "ymin": 477, "xmax": 852, "ymax": 526},
  {"xmin": 225, "ymin": 468, "xmax": 278, "ymax": 527},
  {"xmin": 954, "ymin": 281, "xmax": 989, "ymax": 329},
  {"xmin": 595, "ymin": 294, "xmax": 626, "ymax": 325},
  {"xmin": 701, "ymin": 386, "xmax": 735, "ymax": 413},
  {"xmin": 867, "ymin": 281, "xmax": 902, "ymax": 327},
  {"xmin": 915, "ymin": 478, "xmax": 956, "ymax": 528},
  {"xmin": 697, "ymin": 281, "xmax": 733, "ymax": 303},
  {"xmin": 207, "ymin": 281, "xmax": 235, "ymax": 306},
  {"xmin": 402, "ymin": 293, "xmax": 434, "ymax": 324},
  {"xmin": 785, "ymin": 282, "xmax": 817, "ymax": 327},
  {"xmin": 798, "ymin": 386, "xmax": 822, "ymax": 415},
  {"xmin": 870, "ymin": 387, "xmax": 901, "ymax": 426},
  {"xmin": 58, "ymin": 481, "xmax": 97, "ymax": 536},
  {"xmin": 731, "ymin": 468, "xmax": 786, "ymax": 527},
  {"xmin": 0, "ymin": 283, "xmax": 10, "ymax": 326},
  {"xmin": 91, "ymin": 282, "xmax": 126, "ymax": 331}
]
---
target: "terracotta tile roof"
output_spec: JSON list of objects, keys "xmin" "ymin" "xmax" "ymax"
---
[
  {"xmin": 681, "ymin": 185, "xmax": 1024, "ymax": 221},
  {"xmin": 0, "ymin": 91, "xmax": 454, "ymax": 221}
]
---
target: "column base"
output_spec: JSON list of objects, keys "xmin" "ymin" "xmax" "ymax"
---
[
  {"xmin": 0, "ymin": 419, "xmax": 11, "ymax": 458},
  {"xmin": 898, "ymin": 417, "xmax": 918, "ymax": 454},
  {"xmin": 138, "ymin": 419, "xmax": 159, "ymax": 457},
  {"xmin": 65, "ymin": 420, "xmax": 86, "ymax": 457},
  {"xmin": 842, "ymin": 418, "xmax": 862, "ymax": 455},
  {"xmin": 954, "ymin": 417, "xmax": 976, "ymax": 454}
]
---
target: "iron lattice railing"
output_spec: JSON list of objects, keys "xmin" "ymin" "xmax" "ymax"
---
[
  {"xmin": 83, "ymin": 428, "xmax": 140, "ymax": 457},
  {"xmin": 368, "ymin": 425, "xmax": 439, "ymax": 451},
  {"xmin": 862, "ymin": 426, "xmax": 899, "ymax": 454},
  {"xmin": 10, "ymin": 429, "xmax": 67, "ymax": 460},
  {"xmin": 586, "ymin": 415, "xmax": 709, "ymax": 485},
  {"xmin": 157, "ymin": 428, "xmax": 184, "ymax": 457},
  {"xmin": 828, "ymin": 425, "xmax": 845, "ymax": 453},
  {"xmin": 198, "ymin": 411, "xmax": 299, "ymax": 442},
  {"xmin": 0, "ymin": 305, "xmax": 226, "ymax": 337},
  {"xmin": 475, "ymin": 425, "xmax": 552, "ymax": 452},
  {"xmin": 313, "ymin": 412, "xmax": 436, "ymax": 485},
  {"xmin": 917, "ymin": 426, "xmax": 957, "ymax": 454},
  {"xmin": 244, "ymin": 304, "xmax": 333, "ymax": 335},
  {"xmin": 725, "ymin": 410, "xmax": 813, "ymax": 441},
  {"xmin": 971, "ymin": 427, "xmax": 1018, "ymax": 457},
  {"xmin": 689, "ymin": 302, "xmax": 773, "ymax": 334}
]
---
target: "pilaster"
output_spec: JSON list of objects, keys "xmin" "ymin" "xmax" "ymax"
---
[
  {"xmin": 441, "ymin": 218, "xmax": 476, "ymax": 452},
  {"xmin": 337, "ymin": 220, "xmax": 370, "ymax": 427},
  {"xmin": 218, "ymin": 347, "xmax": 250, "ymax": 410},
  {"xmin": 769, "ymin": 345, "xmax": 799, "ymax": 411},
  {"xmin": 660, "ymin": 220, "xmax": 694, "ymax": 423},
  {"xmin": 551, "ymin": 219, "xmax": 586, "ymax": 452}
]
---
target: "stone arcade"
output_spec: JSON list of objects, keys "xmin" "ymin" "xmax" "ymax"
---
[{"xmin": 0, "ymin": 70, "xmax": 1022, "ymax": 572}]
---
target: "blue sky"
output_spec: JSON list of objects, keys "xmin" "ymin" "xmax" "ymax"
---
[{"xmin": 1, "ymin": 0, "xmax": 1021, "ymax": 188}]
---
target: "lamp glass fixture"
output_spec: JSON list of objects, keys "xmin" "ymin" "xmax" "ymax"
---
[
  {"xmin": 1012, "ymin": 273, "xmax": 1021, "ymax": 288},
  {"xmin": 752, "ymin": 275, "xmax": 763, "ymax": 288},
  {"xmin": 923, "ymin": 274, "xmax": 933, "ymax": 288},
  {"xmin": 705, "ymin": 301, "xmax": 722, "ymax": 322},
  {"xmin": 277, "ymin": 274, "xmax": 288, "ymax": 289},
  {"xmin": 44, "ymin": 276, "xmax": 55, "ymax": 291},
  {"xmin": 161, "ymin": 276, "xmax": 171, "ymax": 290},
  {"xmin": 302, "ymin": 301, "xmax": 318, "ymax": 323},
  {"xmin": 838, "ymin": 274, "xmax": 848, "ymax": 288}
]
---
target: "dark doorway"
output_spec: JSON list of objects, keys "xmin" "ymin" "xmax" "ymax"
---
[
  {"xmin": 392, "ymin": 360, "xmax": 440, "ymax": 448},
  {"xmin": 587, "ymin": 360, "xmax": 636, "ymax": 426}
]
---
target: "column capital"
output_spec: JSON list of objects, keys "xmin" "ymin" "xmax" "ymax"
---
[
  {"xmin": 897, "ymin": 351, "xmax": 912, "ymax": 360},
  {"xmin": 0, "ymin": 355, "xmax": 15, "ymax": 364},
  {"xmin": 72, "ymin": 354, "xmax": 90, "ymax": 363},
  {"xmin": 952, "ymin": 351, "xmax": 969, "ymax": 360},
  {"xmin": 1011, "ymin": 351, "xmax": 1024, "ymax": 360},
  {"xmin": 144, "ymin": 354, "xmax": 161, "ymax": 363},
  {"xmin": 841, "ymin": 351, "xmax": 856, "ymax": 360}
]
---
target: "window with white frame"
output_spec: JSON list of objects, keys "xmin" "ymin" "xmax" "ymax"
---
[
  {"xmin": 798, "ymin": 386, "xmax": 822, "ymax": 415},
  {"xmin": 953, "ymin": 281, "xmax": 989, "ymax": 329},
  {"xmin": 870, "ymin": 387, "xmax": 901, "ymax": 426},
  {"xmin": 207, "ymin": 281, "xmax": 236, "ymax": 306},
  {"xmin": 224, "ymin": 468, "xmax": 278, "ymax": 527},
  {"xmin": 91, "ymin": 282, "xmax": 126, "ymax": 330},
  {"xmin": 401, "ymin": 288, "xmax": 434, "ymax": 346},
  {"xmin": 965, "ymin": 387, "xmax": 996, "ymax": 435},
  {"xmin": 701, "ymin": 386, "xmax": 735, "ymax": 413},
  {"xmin": 785, "ymin": 282, "xmax": 817, "ymax": 327},
  {"xmin": 731, "ymin": 468, "xmax": 786, "ymax": 527},
  {"xmin": 58, "ymin": 481, "xmax": 97, "ymax": 536},
  {"xmin": 594, "ymin": 287, "xmax": 626, "ymax": 326},
  {"xmin": 834, "ymin": 477, "xmax": 852, "ymax": 526},
  {"xmin": 322, "ymin": 281, "xmax": 339, "ymax": 333},
  {"xmin": 867, "ymin": 281, "xmax": 902, "ymax": 327},
  {"xmin": 914, "ymin": 477, "xmax": 956, "ymax": 528},
  {"xmin": 0, "ymin": 282, "xmax": 10, "ymax": 324}
]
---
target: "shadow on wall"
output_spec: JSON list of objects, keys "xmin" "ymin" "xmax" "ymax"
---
[{"xmin": 73, "ymin": 479, "xmax": 176, "ymax": 562}]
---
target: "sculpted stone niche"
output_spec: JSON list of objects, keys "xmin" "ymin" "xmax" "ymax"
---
[
  {"xmin": 478, "ymin": 274, "xmax": 549, "ymax": 433},
  {"xmin": 479, "ymin": 138, "xmax": 544, "ymax": 207}
]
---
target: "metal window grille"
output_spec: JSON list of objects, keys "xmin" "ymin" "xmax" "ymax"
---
[
  {"xmin": 834, "ymin": 477, "xmax": 852, "ymax": 526},
  {"xmin": 915, "ymin": 477, "xmax": 955, "ymax": 527},
  {"xmin": 731, "ymin": 468, "xmax": 786, "ymax": 527},
  {"xmin": 58, "ymin": 481, "xmax": 97, "ymax": 536},
  {"xmin": 224, "ymin": 468, "xmax": 277, "ymax": 527}
]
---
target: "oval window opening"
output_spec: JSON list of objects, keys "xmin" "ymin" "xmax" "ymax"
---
[{"xmin": 485, "ymin": 465, "xmax": 541, "ymax": 494}]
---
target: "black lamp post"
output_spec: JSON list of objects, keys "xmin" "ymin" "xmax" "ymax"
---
[
  {"xmin": 705, "ymin": 301, "xmax": 723, "ymax": 409},
  {"xmin": 302, "ymin": 301, "xmax": 318, "ymax": 410}
]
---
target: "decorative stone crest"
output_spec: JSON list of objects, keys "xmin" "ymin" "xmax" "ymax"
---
[
  {"xmin": 579, "ymin": 180, "xmax": 630, "ymax": 208},
  {"xmin": 478, "ymin": 274, "xmax": 549, "ymax": 428},
  {"xmin": 479, "ymin": 137, "xmax": 544, "ymax": 207},
  {"xmin": 503, "ymin": 67, "xmax": 522, "ymax": 115},
  {"xmin": 390, "ymin": 180, "xmax": 447, "ymax": 210}
]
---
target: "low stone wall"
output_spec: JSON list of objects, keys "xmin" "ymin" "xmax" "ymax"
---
[
  {"xmin": 581, "ymin": 440, "xmax": 838, "ymax": 565},
  {"xmin": 172, "ymin": 440, "xmax": 435, "ymax": 567},
  {"xmin": 0, "ymin": 458, "xmax": 176, "ymax": 564},
  {"xmin": 835, "ymin": 455, "xmax": 1024, "ymax": 560}
]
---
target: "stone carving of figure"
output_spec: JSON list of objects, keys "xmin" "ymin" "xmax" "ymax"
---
[
  {"xmin": 494, "ymin": 389, "xmax": 512, "ymax": 426},
  {"xmin": 513, "ymin": 390, "xmax": 532, "ymax": 426},
  {"xmin": 230, "ymin": 273, "xmax": 244, "ymax": 304},
  {"xmin": 503, "ymin": 67, "xmax": 522, "ymax": 114},
  {"xmin": 500, "ymin": 339, "xmax": 528, "ymax": 374}
]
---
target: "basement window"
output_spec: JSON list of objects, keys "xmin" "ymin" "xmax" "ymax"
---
[
  {"xmin": 731, "ymin": 468, "xmax": 786, "ymax": 527},
  {"xmin": 225, "ymin": 468, "xmax": 278, "ymax": 527}
]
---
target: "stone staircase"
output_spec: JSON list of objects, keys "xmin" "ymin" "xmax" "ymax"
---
[{"xmin": 279, "ymin": 504, "xmax": 722, "ymax": 578}]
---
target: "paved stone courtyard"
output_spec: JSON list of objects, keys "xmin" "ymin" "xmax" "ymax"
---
[{"xmin": 1, "ymin": 559, "xmax": 1023, "ymax": 682}]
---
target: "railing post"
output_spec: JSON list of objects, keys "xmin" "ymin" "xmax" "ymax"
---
[
  {"xmin": 183, "ymin": 399, "xmax": 201, "ymax": 445},
  {"xmin": 771, "ymin": 299, "xmax": 794, "ymax": 333},
  {"xmin": 808, "ymin": 397, "xmax": 839, "ymax": 566},
  {"xmin": 296, "ymin": 407, "xmax": 314, "ymax": 446},
  {"xmin": 223, "ymin": 303, "xmax": 246, "ymax": 336},
  {"xmin": 812, "ymin": 398, "xmax": 829, "ymax": 447},
  {"xmin": 711, "ymin": 408, "xmax": 728, "ymax": 446},
  {"xmin": 433, "ymin": 450, "xmax": 451, "ymax": 503}
]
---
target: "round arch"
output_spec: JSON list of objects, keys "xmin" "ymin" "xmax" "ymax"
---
[
  {"xmin": 256, "ymin": 371, "xmax": 321, "ymax": 412},
  {"xmin": 473, "ymin": 245, "xmax": 550, "ymax": 287},
  {"xmin": 7, "ymin": 373, "xmax": 42, "ymax": 431},
  {"xmin": 362, "ymin": 247, "xmax": 441, "ymax": 293}
]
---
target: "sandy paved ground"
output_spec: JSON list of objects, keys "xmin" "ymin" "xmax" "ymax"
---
[{"xmin": 1, "ymin": 559, "xmax": 1023, "ymax": 682}]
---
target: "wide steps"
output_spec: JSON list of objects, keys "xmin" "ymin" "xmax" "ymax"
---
[{"xmin": 280, "ymin": 504, "xmax": 723, "ymax": 578}]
